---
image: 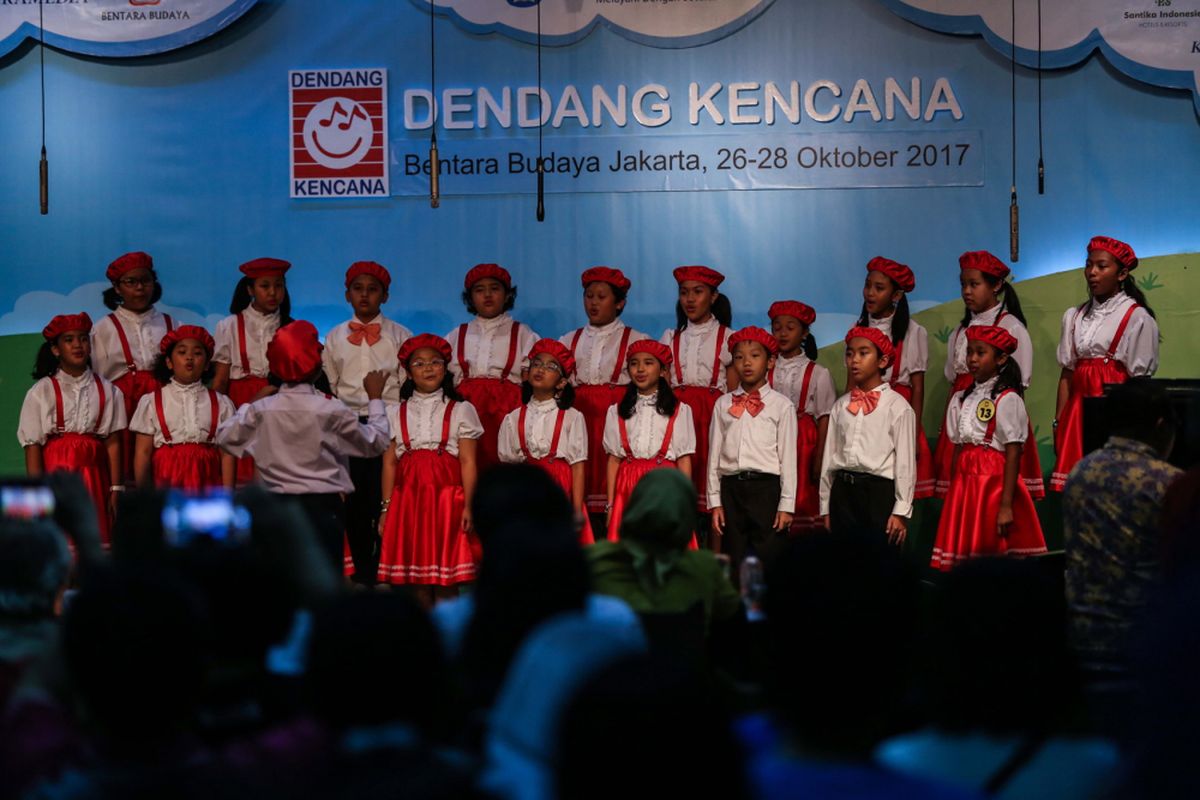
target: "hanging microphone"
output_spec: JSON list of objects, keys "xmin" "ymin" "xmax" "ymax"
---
[
  {"xmin": 39, "ymin": 146, "xmax": 48, "ymax": 215},
  {"xmin": 536, "ymin": 160, "xmax": 545, "ymax": 222},
  {"xmin": 1009, "ymin": 188, "xmax": 1020, "ymax": 263},
  {"xmin": 429, "ymin": 135, "xmax": 440, "ymax": 209},
  {"xmin": 1037, "ymin": 157, "xmax": 1045, "ymax": 195}
]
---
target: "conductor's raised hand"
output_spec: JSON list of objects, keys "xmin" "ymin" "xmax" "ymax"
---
[{"xmin": 363, "ymin": 370, "xmax": 389, "ymax": 400}]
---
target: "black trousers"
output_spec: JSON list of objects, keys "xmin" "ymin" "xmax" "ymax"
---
[
  {"xmin": 720, "ymin": 472, "xmax": 784, "ymax": 585},
  {"xmin": 291, "ymin": 492, "xmax": 346, "ymax": 575},
  {"xmin": 828, "ymin": 470, "xmax": 895, "ymax": 544},
  {"xmin": 345, "ymin": 450, "xmax": 383, "ymax": 585}
]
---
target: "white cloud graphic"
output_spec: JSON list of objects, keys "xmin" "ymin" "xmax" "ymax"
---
[
  {"xmin": 417, "ymin": 0, "xmax": 776, "ymax": 48},
  {"xmin": 883, "ymin": 0, "xmax": 1200, "ymax": 114},
  {"xmin": 0, "ymin": 283, "xmax": 223, "ymax": 338}
]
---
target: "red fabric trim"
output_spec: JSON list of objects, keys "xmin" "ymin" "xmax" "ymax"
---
[
  {"xmin": 49, "ymin": 377, "xmax": 65, "ymax": 433},
  {"xmin": 500, "ymin": 322, "xmax": 521, "ymax": 381},
  {"xmin": 107, "ymin": 313, "xmax": 136, "ymax": 371},
  {"xmin": 610, "ymin": 327, "xmax": 633, "ymax": 384},
  {"xmin": 236, "ymin": 312, "xmax": 251, "ymax": 375},
  {"xmin": 456, "ymin": 323, "xmax": 470, "ymax": 379},
  {"xmin": 154, "ymin": 387, "xmax": 173, "ymax": 443}
]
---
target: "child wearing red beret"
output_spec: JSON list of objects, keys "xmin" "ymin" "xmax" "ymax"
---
[
  {"xmin": 129, "ymin": 326, "xmax": 236, "ymax": 492},
  {"xmin": 321, "ymin": 261, "xmax": 413, "ymax": 584},
  {"xmin": 933, "ymin": 326, "xmax": 1046, "ymax": 569},
  {"xmin": 377, "ymin": 334, "xmax": 484, "ymax": 603},
  {"xmin": 1051, "ymin": 236, "xmax": 1159, "ymax": 490},
  {"xmin": 445, "ymin": 264, "xmax": 539, "ymax": 475},
  {"xmin": 559, "ymin": 266, "xmax": 650, "ymax": 523},
  {"xmin": 658, "ymin": 266, "xmax": 736, "ymax": 519},
  {"xmin": 768, "ymin": 300, "xmax": 836, "ymax": 532},
  {"xmin": 18, "ymin": 313, "xmax": 127, "ymax": 545},
  {"xmin": 819, "ymin": 327, "xmax": 915, "ymax": 544},
  {"xmin": 212, "ymin": 258, "xmax": 294, "ymax": 484},
  {"xmin": 499, "ymin": 339, "xmax": 594, "ymax": 544},
  {"xmin": 91, "ymin": 251, "xmax": 175, "ymax": 482}
]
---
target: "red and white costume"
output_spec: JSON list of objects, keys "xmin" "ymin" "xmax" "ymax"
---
[
  {"xmin": 933, "ymin": 376, "xmax": 1046, "ymax": 570},
  {"xmin": 769, "ymin": 352, "xmax": 835, "ymax": 530},
  {"xmin": 377, "ymin": 391, "xmax": 484, "ymax": 586},
  {"xmin": 130, "ymin": 379, "xmax": 235, "ymax": 491},
  {"xmin": 214, "ymin": 304, "xmax": 281, "ymax": 482}
]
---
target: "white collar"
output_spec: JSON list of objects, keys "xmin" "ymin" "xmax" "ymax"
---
[
  {"xmin": 476, "ymin": 313, "xmax": 511, "ymax": 332},
  {"xmin": 869, "ymin": 313, "xmax": 894, "ymax": 334},
  {"xmin": 54, "ymin": 368, "xmax": 92, "ymax": 386},
  {"xmin": 636, "ymin": 392, "xmax": 658, "ymax": 408},
  {"xmin": 851, "ymin": 382, "xmax": 891, "ymax": 395},
  {"xmin": 170, "ymin": 378, "xmax": 206, "ymax": 393},
  {"xmin": 733, "ymin": 384, "xmax": 770, "ymax": 397},
  {"xmin": 114, "ymin": 305, "xmax": 155, "ymax": 325},
  {"xmin": 528, "ymin": 397, "xmax": 559, "ymax": 412},
  {"xmin": 970, "ymin": 305, "xmax": 1002, "ymax": 325},
  {"xmin": 586, "ymin": 318, "xmax": 623, "ymax": 336},
  {"xmin": 684, "ymin": 316, "xmax": 719, "ymax": 335},
  {"xmin": 278, "ymin": 382, "xmax": 316, "ymax": 395},
  {"xmin": 776, "ymin": 352, "xmax": 811, "ymax": 369},
  {"xmin": 350, "ymin": 313, "xmax": 384, "ymax": 326},
  {"xmin": 972, "ymin": 374, "xmax": 999, "ymax": 394},
  {"xmin": 1086, "ymin": 291, "xmax": 1130, "ymax": 318},
  {"xmin": 243, "ymin": 304, "xmax": 280, "ymax": 323},
  {"xmin": 410, "ymin": 389, "xmax": 445, "ymax": 403}
]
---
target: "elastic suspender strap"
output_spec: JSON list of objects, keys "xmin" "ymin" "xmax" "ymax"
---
[
  {"xmin": 710, "ymin": 326, "xmax": 727, "ymax": 389},
  {"xmin": 618, "ymin": 414, "xmax": 633, "ymax": 458},
  {"xmin": 1070, "ymin": 303, "xmax": 1087, "ymax": 365},
  {"xmin": 891, "ymin": 340, "xmax": 904, "ymax": 383},
  {"xmin": 610, "ymin": 327, "xmax": 633, "ymax": 384},
  {"xmin": 92, "ymin": 374, "xmax": 106, "ymax": 434},
  {"xmin": 569, "ymin": 328, "xmax": 583, "ymax": 357},
  {"xmin": 154, "ymin": 387, "xmax": 173, "ymax": 443},
  {"xmin": 49, "ymin": 377, "xmax": 65, "ymax": 433},
  {"xmin": 108, "ymin": 313, "xmax": 136, "ymax": 372},
  {"xmin": 982, "ymin": 389, "xmax": 1011, "ymax": 446},
  {"xmin": 207, "ymin": 389, "xmax": 219, "ymax": 443},
  {"xmin": 799, "ymin": 362, "xmax": 816, "ymax": 415},
  {"xmin": 1107, "ymin": 304, "xmax": 1141, "ymax": 361},
  {"xmin": 236, "ymin": 313, "xmax": 252, "ymax": 376},
  {"xmin": 517, "ymin": 404, "xmax": 534, "ymax": 461},
  {"xmin": 500, "ymin": 322, "xmax": 520, "ymax": 382},
  {"xmin": 438, "ymin": 400, "xmax": 456, "ymax": 453},
  {"xmin": 657, "ymin": 406, "xmax": 679, "ymax": 461},
  {"xmin": 164, "ymin": 314, "xmax": 174, "ymax": 333},
  {"xmin": 672, "ymin": 333, "xmax": 683, "ymax": 384},
  {"xmin": 548, "ymin": 409, "xmax": 566, "ymax": 459},
  {"xmin": 399, "ymin": 401, "xmax": 412, "ymax": 451},
  {"xmin": 456, "ymin": 323, "xmax": 470, "ymax": 380}
]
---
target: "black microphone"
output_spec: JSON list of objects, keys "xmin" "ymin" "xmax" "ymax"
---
[
  {"xmin": 429, "ymin": 137, "xmax": 440, "ymax": 209},
  {"xmin": 536, "ymin": 159, "xmax": 545, "ymax": 222},
  {"xmin": 39, "ymin": 146, "xmax": 48, "ymax": 215},
  {"xmin": 1037, "ymin": 157, "xmax": 1045, "ymax": 195},
  {"xmin": 1009, "ymin": 189, "xmax": 1019, "ymax": 263}
]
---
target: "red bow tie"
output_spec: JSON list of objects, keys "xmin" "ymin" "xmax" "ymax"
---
[
  {"xmin": 729, "ymin": 390, "xmax": 765, "ymax": 418},
  {"xmin": 347, "ymin": 321, "xmax": 382, "ymax": 346},
  {"xmin": 847, "ymin": 388, "xmax": 881, "ymax": 416}
]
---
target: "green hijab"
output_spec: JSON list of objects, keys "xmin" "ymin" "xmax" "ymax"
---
[{"xmin": 618, "ymin": 468, "xmax": 698, "ymax": 590}]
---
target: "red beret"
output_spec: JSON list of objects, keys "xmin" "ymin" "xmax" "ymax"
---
[
  {"xmin": 958, "ymin": 251, "xmax": 1010, "ymax": 280},
  {"xmin": 345, "ymin": 260, "xmax": 391, "ymax": 290},
  {"xmin": 581, "ymin": 266, "xmax": 631, "ymax": 292},
  {"xmin": 528, "ymin": 338, "xmax": 576, "ymax": 379},
  {"xmin": 42, "ymin": 313, "xmax": 92, "ymax": 342},
  {"xmin": 240, "ymin": 258, "xmax": 291, "ymax": 279},
  {"xmin": 965, "ymin": 325, "xmax": 1018, "ymax": 355},
  {"xmin": 672, "ymin": 265, "xmax": 724, "ymax": 288},
  {"xmin": 866, "ymin": 256, "xmax": 915, "ymax": 293},
  {"xmin": 397, "ymin": 333, "xmax": 452, "ymax": 366},
  {"xmin": 267, "ymin": 321, "xmax": 323, "ymax": 383},
  {"xmin": 464, "ymin": 263, "xmax": 511, "ymax": 290},
  {"xmin": 626, "ymin": 339, "xmax": 673, "ymax": 369},
  {"xmin": 106, "ymin": 251, "xmax": 153, "ymax": 282},
  {"xmin": 159, "ymin": 325, "xmax": 215, "ymax": 357},
  {"xmin": 845, "ymin": 326, "xmax": 894, "ymax": 361},
  {"xmin": 728, "ymin": 326, "xmax": 780, "ymax": 357},
  {"xmin": 1088, "ymin": 236, "xmax": 1138, "ymax": 270},
  {"xmin": 768, "ymin": 300, "xmax": 816, "ymax": 326}
]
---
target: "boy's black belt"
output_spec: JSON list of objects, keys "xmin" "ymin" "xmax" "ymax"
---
[
  {"xmin": 727, "ymin": 471, "xmax": 778, "ymax": 481},
  {"xmin": 834, "ymin": 470, "xmax": 890, "ymax": 485}
]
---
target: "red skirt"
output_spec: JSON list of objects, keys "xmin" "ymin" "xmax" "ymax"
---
[
  {"xmin": 891, "ymin": 383, "xmax": 936, "ymax": 500},
  {"xmin": 1051, "ymin": 358, "xmax": 1128, "ymax": 492},
  {"xmin": 935, "ymin": 374, "xmax": 1045, "ymax": 500},
  {"xmin": 457, "ymin": 377, "xmax": 521, "ymax": 476},
  {"xmin": 45, "ymin": 433, "xmax": 111, "ymax": 547},
  {"xmin": 113, "ymin": 370, "xmax": 163, "ymax": 483},
  {"xmin": 932, "ymin": 444, "xmax": 1046, "ymax": 571},
  {"xmin": 377, "ymin": 449, "xmax": 479, "ymax": 586},
  {"xmin": 228, "ymin": 375, "xmax": 270, "ymax": 485},
  {"xmin": 534, "ymin": 457, "xmax": 595, "ymax": 545},
  {"xmin": 153, "ymin": 443, "xmax": 223, "ymax": 492},
  {"xmin": 607, "ymin": 458, "xmax": 696, "ymax": 549},
  {"xmin": 574, "ymin": 383, "xmax": 626, "ymax": 512},
  {"xmin": 790, "ymin": 412, "xmax": 822, "ymax": 532},
  {"xmin": 674, "ymin": 385, "xmax": 722, "ymax": 513}
]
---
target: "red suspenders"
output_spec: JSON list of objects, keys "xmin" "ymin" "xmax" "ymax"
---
[
  {"xmin": 399, "ymin": 399, "xmax": 457, "ymax": 455},
  {"xmin": 457, "ymin": 321, "xmax": 522, "ymax": 381},
  {"xmin": 49, "ymin": 374, "xmax": 106, "ymax": 435},
  {"xmin": 108, "ymin": 312, "xmax": 173, "ymax": 373},
  {"xmin": 569, "ymin": 326, "xmax": 633, "ymax": 385},
  {"xmin": 618, "ymin": 405, "xmax": 679, "ymax": 464},
  {"xmin": 672, "ymin": 324, "xmax": 727, "ymax": 388},
  {"xmin": 153, "ymin": 387, "xmax": 220, "ymax": 443},
  {"xmin": 518, "ymin": 405, "xmax": 566, "ymax": 461}
]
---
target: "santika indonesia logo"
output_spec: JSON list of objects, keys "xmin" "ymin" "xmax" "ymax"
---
[
  {"xmin": 0, "ymin": 0, "xmax": 259, "ymax": 58},
  {"xmin": 415, "ymin": 0, "xmax": 777, "ymax": 48}
]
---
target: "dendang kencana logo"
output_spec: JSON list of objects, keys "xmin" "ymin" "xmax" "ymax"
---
[
  {"xmin": 289, "ymin": 69, "xmax": 390, "ymax": 199},
  {"xmin": 302, "ymin": 98, "xmax": 375, "ymax": 170}
]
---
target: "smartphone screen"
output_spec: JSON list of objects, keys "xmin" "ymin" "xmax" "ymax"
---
[
  {"xmin": 0, "ymin": 482, "xmax": 55, "ymax": 521},
  {"xmin": 161, "ymin": 490, "xmax": 251, "ymax": 547}
]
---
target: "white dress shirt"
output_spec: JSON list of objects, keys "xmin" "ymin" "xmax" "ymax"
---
[
  {"xmin": 771, "ymin": 354, "xmax": 836, "ymax": 418},
  {"xmin": 1056, "ymin": 291, "xmax": 1158, "ymax": 375},
  {"xmin": 322, "ymin": 314, "xmax": 413, "ymax": 413},
  {"xmin": 91, "ymin": 306, "xmax": 173, "ymax": 381},
  {"xmin": 129, "ymin": 379, "xmax": 237, "ymax": 447},
  {"xmin": 658, "ymin": 316, "xmax": 734, "ymax": 387},
  {"xmin": 215, "ymin": 383, "xmax": 390, "ymax": 494},
  {"xmin": 558, "ymin": 320, "xmax": 649, "ymax": 386},
  {"xmin": 706, "ymin": 386, "xmax": 798, "ymax": 512},
  {"xmin": 387, "ymin": 391, "xmax": 484, "ymax": 458},
  {"xmin": 213, "ymin": 305, "xmax": 282, "ymax": 380},
  {"xmin": 945, "ymin": 305, "xmax": 1034, "ymax": 387},
  {"xmin": 819, "ymin": 383, "xmax": 916, "ymax": 518},
  {"xmin": 602, "ymin": 396, "xmax": 696, "ymax": 461},
  {"xmin": 498, "ymin": 399, "xmax": 588, "ymax": 464},
  {"xmin": 946, "ymin": 376, "xmax": 1029, "ymax": 451},
  {"xmin": 445, "ymin": 313, "xmax": 540, "ymax": 386},
  {"xmin": 868, "ymin": 315, "xmax": 928, "ymax": 387},
  {"xmin": 18, "ymin": 369, "xmax": 127, "ymax": 446}
]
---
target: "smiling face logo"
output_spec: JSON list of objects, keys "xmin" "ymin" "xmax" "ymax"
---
[{"xmin": 302, "ymin": 97, "xmax": 375, "ymax": 170}]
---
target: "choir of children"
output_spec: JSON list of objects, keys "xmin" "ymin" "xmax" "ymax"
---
[{"xmin": 17, "ymin": 237, "xmax": 1155, "ymax": 578}]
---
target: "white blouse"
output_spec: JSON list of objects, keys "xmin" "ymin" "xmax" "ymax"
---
[
  {"xmin": 445, "ymin": 313, "xmax": 540, "ymax": 386},
  {"xmin": 559, "ymin": 319, "xmax": 650, "ymax": 386},
  {"xmin": 602, "ymin": 395, "xmax": 697, "ymax": 461},
  {"xmin": 213, "ymin": 305, "xmax": 281, "ymax": 380},
  {"xmin": 91, "ymin": 306, "xmax": 174, "ymax": 381},
  {"xmin": 388, "ymin": 391, "xmax": 484, "ymax": 457},
  {"xmin": 497, "ymin": 399, "xmax": 588, "ymax": 464},
  {"xmin": 1056, "ymin": 291, "xmax": 1158, "ymax": 376},
  {"xmin": 129, "ymin": 379, "xmax": 237, "ymax": 447},
  {"xmin": 947, "ymin": 376, "xmax": 1028, "ymax": 452},
  {"xmin": 945, "ymin": 304, "xmax": 1034, "ymax": 388},
  {"xmin": 771, "ymin": 354, "xmax": 836, "ymax": 418},
  {"xmin": 322, "ymin": 314, "xmax": 414, "ymax": 413},
  {"xmin": 18, "ymin": 369, "xmax": 127, "ymax": 446},
  {"xmin": 868, "ymin": 314, "xmax": 928, "ymax": 387},
  {"xmin": 658, "ymin": 316, "xmax": 734, "ymax": 388}
]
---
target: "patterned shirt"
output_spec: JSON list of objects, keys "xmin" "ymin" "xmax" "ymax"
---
[{"xmin": 1063, "ymin": 436, "xmax": 1181, "ymax": 674}]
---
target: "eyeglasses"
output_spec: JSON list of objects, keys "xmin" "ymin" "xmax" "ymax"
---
[
  {"xmin": 117, "ymin": 277, "xmax": 155, "ymax": 288},
  {"xmin": 529, "ymin": 359, "xmax": 562, "ymax": 374},
  {"xmin": 409, "ymin": 359, "xmax": 445, "ymax": 370}
]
